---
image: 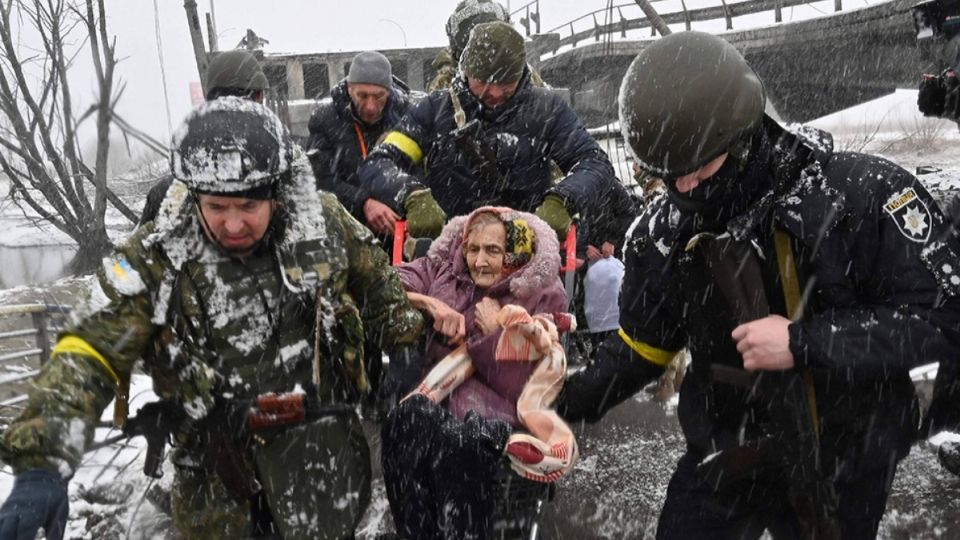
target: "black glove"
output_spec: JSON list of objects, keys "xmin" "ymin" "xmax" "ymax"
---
[
  {"xmin": 919, "ymin": 74, "xmax": 946, "ymax": 116},
  {"xmin": 377, "ymin": 346, "xmax": 425, "ymax": 408},
  {"xmin": 0, "ymin": 469, "xmax": 69, "ymax": 540}
]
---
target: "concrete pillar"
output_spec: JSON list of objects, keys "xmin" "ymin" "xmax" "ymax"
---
[
  {"xmin": 328, "ymin": 59, "xmax": 346, "ymax": 92},
  {"xmin": 286, "ymin": 59, "xmax": 305, "ymax": 100},
  {"xmin": 409, "ymin": 54, "xmax": 425, "ymax": 91}
]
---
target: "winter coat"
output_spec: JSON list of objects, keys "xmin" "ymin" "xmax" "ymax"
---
[
  {"xmin": 0, "ymin": 153, "xmax": 423, "ymax": 537},
  {"xmin": 306, "ymin": 78, "xmax": 414, "ymax": 222},
  {"xmin": 578, "ymin": 176, "xmax": 637, "ymax": 256},
  {"xmin": 396, "ymin": 206, "xmax": 567, "ymax": 426},
  {"xmin": 357, "ymin": 70, "xmax": 613, "ymax": 219},
  {"xmin": 562, "ymin": 117, "xmax": 960, "ymax": 481}
]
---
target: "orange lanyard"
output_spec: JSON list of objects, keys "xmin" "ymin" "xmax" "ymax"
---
[{"xmin": 353, "ymin": 122, "xmax": 368, "ymax": 159}]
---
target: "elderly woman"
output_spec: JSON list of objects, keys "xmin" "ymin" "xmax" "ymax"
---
[{"xmin": 382, "ymin": 206, "xmax": 568, "ymax": 540}]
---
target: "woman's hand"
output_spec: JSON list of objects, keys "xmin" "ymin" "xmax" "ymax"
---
[
  {"xmin": 474, "ymin": 297, "xmax": 501, "ymax": 335},
  {"xmin": 430, "ymin": 299, "xmax": 466, "ymax": 344},
  {"xmin": 406, "ymin": 292, "xmax": 465, "ymax": 344}
]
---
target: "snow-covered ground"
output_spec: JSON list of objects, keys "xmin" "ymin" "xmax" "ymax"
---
[{"xmin": 0, "ymin": 88, "xmax": 959, "ymax": 538}]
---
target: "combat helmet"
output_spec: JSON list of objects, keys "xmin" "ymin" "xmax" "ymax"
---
[
  {"xmin": 205, "ymin": 49, "xmax": 269, "ymax": 99},
  {"xmin": 446, "ymin": 0, "xmax": 511, "ymax": 59},
  {"xmin": 618, "ymin": 31, "xmax": 765, "ymax": 178},
  {"xmin": 171, "ymin": 97, "xmax": 292, "ymax": 195}
]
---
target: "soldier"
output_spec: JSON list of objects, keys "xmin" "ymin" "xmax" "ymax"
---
[
  {"xmin": 358, "ymin": 21, "xmax": 612, "ymax": 241},
  {"xmin": 559, "ymin": 32, "xmax": 960, "ymax": 538},
  {"xmin": 0, "ymin": 99, "xmax": 422, "ymax": 538},
  {"xmin": 431, "ymin": 0, "xmax": 547, "ymax": 93},
  {"xmin": 138, "ymin": 49, "xmax": 270, "ymax": 226}
]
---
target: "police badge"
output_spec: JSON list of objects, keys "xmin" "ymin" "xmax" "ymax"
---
[{"xmin": 883, "ymin": 188, "xmax": 932, "ymax": 243}]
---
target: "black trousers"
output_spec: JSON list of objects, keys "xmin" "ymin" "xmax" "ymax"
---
[
  {"xmin": 381, "ymin": 395, "xmax": 508, "ymax": 540},
  {"xmin": 656, "ymin": 451, "xmax": 896, "ymax": 540}
]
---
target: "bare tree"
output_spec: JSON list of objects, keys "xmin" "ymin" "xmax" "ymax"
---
[{"xmin": 0, "ymin": 0, "xmax": 141, "ymax": 273}]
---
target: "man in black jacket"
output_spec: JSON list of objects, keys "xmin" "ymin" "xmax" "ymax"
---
[
  {"xmin": 306, "ymin": 51, "xmax": 414, "ymax": 236},
  {"xmin": 560, "ymin": 31, "xmax": 960, "ymax": 539},
  {"xmin": 357, "ymin": 21, "xmax": 613, "ymax": 240}
]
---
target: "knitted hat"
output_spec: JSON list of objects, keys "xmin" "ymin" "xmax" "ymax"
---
[
  {"xmin": 502, "ymin": 217, "xmax": 535, "ymax": 269},
  {"xmin": 347, "ymin": 51, "xmax": 393, "ymax": 89},
  {"xmin": 460, "ymin": 21, "xmax": 525, "ymax": 83}
]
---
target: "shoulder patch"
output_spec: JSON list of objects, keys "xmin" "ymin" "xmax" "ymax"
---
[
  {"xmin": 103, "ymin": 255, "xmax": 147, "ymax": 296},
  {"xmin": 883, "ymin": 188, "xmax": 932, "ymax": 243}
]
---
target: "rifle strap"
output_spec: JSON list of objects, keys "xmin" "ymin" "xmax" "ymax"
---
[
  {"xmin": 448, "ymin": 86, "xmax": 467, "ymax": 129},
  {"xmin": 773, "ymin": 229, "xmax": 820, "ymax": 441}
]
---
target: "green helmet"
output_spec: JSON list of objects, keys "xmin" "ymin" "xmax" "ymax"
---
[
  {"xmin": 446, "ymin": 0, "xmax": 511, "ymax": 59},
  {"xmin": 619, "ymin": 31, "xmax": 765, "ymax": 178},
  {"xmin": 205, "ymin": 49, "xmax": 269, "ymax": 98}
]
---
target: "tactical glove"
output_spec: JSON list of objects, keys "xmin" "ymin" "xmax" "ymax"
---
[
  {"xmin": 404, "ymin": 190, "xmax": 446, "ymax": 239},
  {"xmin": 0, "ymin": 469, "xmax": 69, "ymax": 540},
  {"xmin": 918, "ymin": 74, "xmax": 946, "ymax": 117},
  {"xmin": 535, "ymin": 194, "xmax": 572, "ymax": 241}
]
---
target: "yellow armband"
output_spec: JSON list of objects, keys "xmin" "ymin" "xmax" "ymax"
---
[
  {"xmin": 617, "ymin": 328, "xmax": 678, "ymax": 367},
  {"xmin": 383, "ymin": 131, "xmax": 424, "ymax": 165}
]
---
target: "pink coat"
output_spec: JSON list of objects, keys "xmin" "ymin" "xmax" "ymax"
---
[{"xmin": 397, "ymin": 207, "xmax": 568, "ymax": 426}]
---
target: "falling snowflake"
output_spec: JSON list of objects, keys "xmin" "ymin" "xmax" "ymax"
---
[{"xmin": 903, "ymin": 206, "xmax": 928, "ymax": 238}]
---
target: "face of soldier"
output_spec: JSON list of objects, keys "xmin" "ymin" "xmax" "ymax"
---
[
  {"xmin": 467, "ymin": 77, "xmax": 520, "ymax": 109},
  {"xmin": 465, "ymin": 222, "xmax": 507, "ymax": 288},
  {"xmin": 673, "ymin": 153, "xmax": 729, "ymax": 194},
  {"xmin": 196, "ymin": 194, "xmax": 277, "ymax": 257},
  {"xmin": 348, "ymin": 83, "xmax": 390, "ymax": 125}
]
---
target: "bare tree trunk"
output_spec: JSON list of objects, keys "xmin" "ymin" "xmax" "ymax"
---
[{"xmin": 0, "ymin": 0, "xmax": 133, "ymax": 275}]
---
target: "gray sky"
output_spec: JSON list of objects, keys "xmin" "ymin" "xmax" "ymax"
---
[
  {"xmin": 59, "ymin": 0, "xmax": 600, "ymax": 151},
  {"xmin": 15, "ymin": 0, "xmax": 856, "ymax": 156}
]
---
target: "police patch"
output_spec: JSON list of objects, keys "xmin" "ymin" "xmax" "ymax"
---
[{"xmin": 883, "ymin": 188, "xmax": 931, "ymax": 243}]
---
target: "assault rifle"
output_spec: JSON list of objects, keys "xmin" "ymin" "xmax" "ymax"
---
[{"xmin": 90, "ymin": 392, "xmax": 355, "ymax": 488}]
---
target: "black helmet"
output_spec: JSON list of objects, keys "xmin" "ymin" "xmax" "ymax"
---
[
  {"xmin": 171, "ymin": 97, "xmax": 292, "ymax": 195},
  {"xmin": 446, "ymin": 0, "xmax": 511, "ymax": 59},
  {"xmin": 619, "ymin": 31, "xmax": 765, "ymax": 178},
  {"xmin": 205, "ymin": 49, "xmax": 269, "ymax": 99}
]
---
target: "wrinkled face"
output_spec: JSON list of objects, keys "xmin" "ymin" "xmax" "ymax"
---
[
  {"xmin": 467, "ymin": 77, "xmax": 520, "ymax": 109},
  {"xmin": 465, "ymin": 222, "xmax": 507, "ymax": 288},
  {"xmin": 197, "ymin": 193, "xmax": 276, "ymax": 257},
  {"xmin": 348, "ymin": 82, "xmax": 390, "ymax": 124},
  {"xmin": 673, "ymin": 153, "xmax": 729, "ymax": 194}
]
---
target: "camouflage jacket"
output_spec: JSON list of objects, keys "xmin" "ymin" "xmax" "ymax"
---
[{"xmin": 0, "ymin": 157, "xmax": 423, "ymax": 476}]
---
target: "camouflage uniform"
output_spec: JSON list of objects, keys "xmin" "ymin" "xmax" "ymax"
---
[{"xmin": 0, "ymin": 154, "xmax": 423, "ymax": 538}]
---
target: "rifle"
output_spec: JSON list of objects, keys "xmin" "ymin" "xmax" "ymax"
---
[
  {"xmin": 695, "ymin": 234, "xmax": 840, "ymax": 539},
  {"xmin": 89, "ymin": 400, "xmax": 184, "ymax": 479}
]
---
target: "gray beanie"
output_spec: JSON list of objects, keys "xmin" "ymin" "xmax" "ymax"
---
[{"xmin": 347, "ymin": 51, "xmax": 393, "ymax": 89}]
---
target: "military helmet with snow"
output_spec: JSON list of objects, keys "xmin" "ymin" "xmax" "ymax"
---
[
  {"xmin": 618, "ymin": 31, "xmax": 765, "ymax": 178},
  {"xmin": 171, "ymin": 97, "xmax": 292, "ymax": 196},
  {"xmin": 446, "ymin": 0, "xmax": 510, "ymax": 58}
]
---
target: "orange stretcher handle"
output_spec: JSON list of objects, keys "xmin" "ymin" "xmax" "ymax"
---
[
  {"xmin": 561, "ymin": 223, "xmax": 577, "ymax": 273},
  {"xmin": 392, "ymin": 220, "xmax": 407, "ymax": 266}
]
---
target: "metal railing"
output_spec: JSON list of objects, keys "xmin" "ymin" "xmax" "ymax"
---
[
  {"xmin": 0, "ymin": 304, "xmax": 71, "ymax": 409},
  {"xmin": 541, "ymin": 0, "xmax": 852, "ymax": 52}
]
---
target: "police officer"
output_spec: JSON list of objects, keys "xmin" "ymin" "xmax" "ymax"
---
[
  {"xmin": 358, "ymin": 21, "xmax": 612, "ymax": 241},
  {"xmin": 559, "ymin": 31, "xmax": 960, "ymax": 539},
  {"xmin": 0, "ymin": 99, "xmax": 422, "ymax": 538}
]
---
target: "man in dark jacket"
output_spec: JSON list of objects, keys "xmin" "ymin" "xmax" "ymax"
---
[
  {"xmin": 138, "ymin": 49, "xmax": 269, "ymax": 226},
  {"xmin": 559, "ymin": 31, "xmax": 960, "ymax": 539},
  {"xmin": 358, "ymin": 21, "xmax": 613, "ymax": 240},
  {"xmin": 306, "ymin": 51, "xmax": 414, "ymax": 236}
]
